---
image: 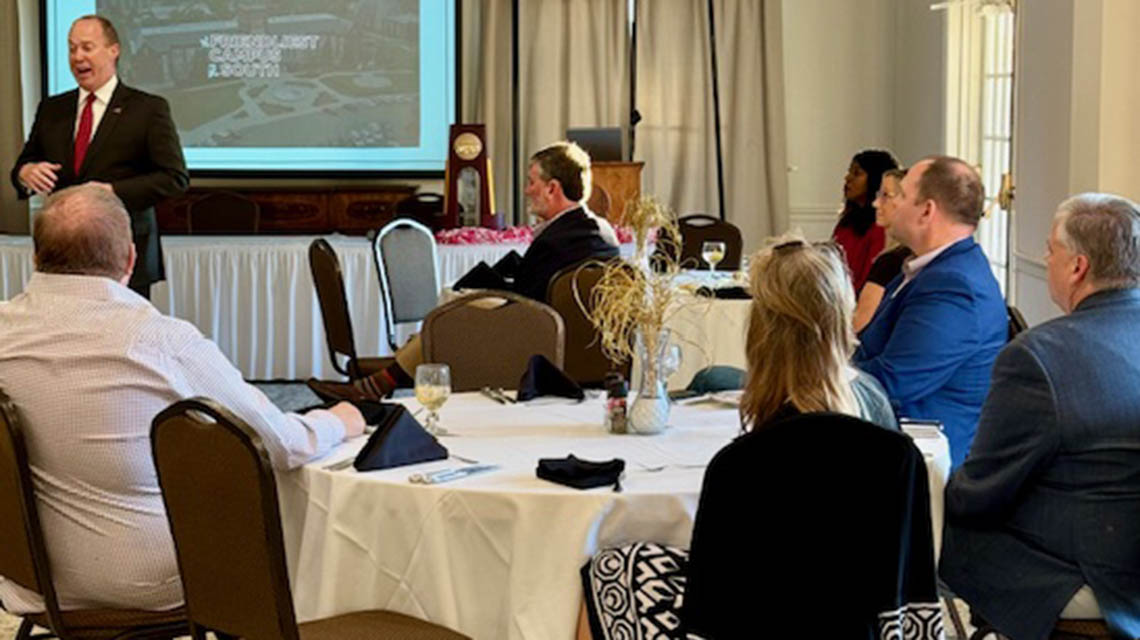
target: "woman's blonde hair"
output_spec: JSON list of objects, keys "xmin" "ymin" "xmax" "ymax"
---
[{"xmin": 741, "ymin": 236, "xmax": 859, "ymax": 430}]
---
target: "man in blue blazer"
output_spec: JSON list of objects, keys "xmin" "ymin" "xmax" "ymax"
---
[
  {"xmin": 940, "ymin": 194, "xmax": 1140, "ymax": 640},
  {"xmin": 854, "ymin": 156, "xmax": 1006, "ymax": 469}
]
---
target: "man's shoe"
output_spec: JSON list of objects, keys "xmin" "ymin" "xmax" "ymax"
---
[{"xmin": 306, "ymin": 378, "xmax": 374, "ymax": 403}]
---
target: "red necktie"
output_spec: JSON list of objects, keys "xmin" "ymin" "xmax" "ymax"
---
[{"xmin": 73, "ymin": 93, "xmax": 96, "ymax": 174}]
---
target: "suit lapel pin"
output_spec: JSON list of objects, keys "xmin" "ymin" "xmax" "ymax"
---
[{"xmin": 112, "ymin": 107, "xmax": 122, "ymax": 114}]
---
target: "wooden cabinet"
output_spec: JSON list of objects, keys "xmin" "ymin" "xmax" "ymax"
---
[
  {"xmin": 157, "ymin": 186, "xmax": 418, "ymax": 235},
  {"xmin": 590, "ymin": 161, "xmax": 644, "ymax": 225}
]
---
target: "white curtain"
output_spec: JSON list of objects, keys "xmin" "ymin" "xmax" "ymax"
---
[
  {"xmin": 1, "ymin": 0, "xmax": 31, "ymax": 233},
  {"xmin": 635, "ymin": 0, "xmax": 787, "ymax": 251},
  {"xmin": 518, "ymin": 0, "xmax": 631, "ymax": 224},
  {"xmin": 463, "ymin": 0, "xmax": 630, "ymax": 225},
  {"xmin": 461, "ymin": 0, "xmax": 516, "ymax": 224}
]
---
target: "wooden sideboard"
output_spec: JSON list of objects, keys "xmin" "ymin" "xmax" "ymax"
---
[{"xmin": 156, "ymin": 185, "xmax": 418, "ymax": 235}]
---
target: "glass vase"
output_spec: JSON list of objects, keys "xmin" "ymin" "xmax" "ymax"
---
[{"xmin": 629, "ymin": 328, "xmax": 681, "ymax": 435}]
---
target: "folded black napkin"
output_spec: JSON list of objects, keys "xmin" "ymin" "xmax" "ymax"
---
[
  {"xmin": 696, "ymin": 285, "xmax": 751, "ymax": 299},
  {"xmin": 492, "ymin": 250, "xmax": 523, "ymax": 280},
  {"xmin": 453, "ymin": 261, "xmax": 510, "ymax": 291},
  {"xmin": 352, "ymin": 403, "xmax": 448, "ymax": 471},
  {"xmin": 536, "ymin": 455, "xmax": 625, "ymax": 490},
  {"xmin": 517, "ymin": 354, "xmax": 585, "ymax": 402}
]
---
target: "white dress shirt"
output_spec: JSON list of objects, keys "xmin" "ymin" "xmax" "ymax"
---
[
  {"xmin": 891, "ymin": 238, "xmax": 961, "ymax": 298},
  {"xmin": 0, "ymin": 273, "xmax": 345, "ymax": 614},
  {"xmin": 74, "ymin": 75, "xmax": 118, "ymax": 142}
]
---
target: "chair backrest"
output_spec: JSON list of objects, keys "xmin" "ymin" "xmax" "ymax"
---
[
  {"xmin": 683, "ymin": 412, "xmax": 938, "ymax": 636},
  {"xmin": 677, "ymin": 214, "xmax": 743, "ymax": 271},
  {"xmin": 152, "ymin": 398, "xmax": 300, "ymax": 640},
  {"xmin": 1008, "ymin": 304, "xmax": 1028, "ymax": 340},
  {"xmin": 422, "ymin": 291, "xmax": 565, "ymax": 392},
  {"xmin": 187, "ymin": 191, "xmax": 260, "ymax": 235},
  {"xmin": 0, "ymin": 390, "xmax": 67, "ymax": 634},
  {"xmin": 373, "ymin": 218, "xmax": 441, "ymax": 351},
  {"xmin": 308, "ymin": 238, "xmax": 360, "ymax": 378},
  {"xmin": 546, "ymin": 260, "xmax": 630, "ymax": 387}
]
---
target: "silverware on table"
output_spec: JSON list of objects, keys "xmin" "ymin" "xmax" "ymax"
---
[
  {"xmin": 494, "ymin": 387, "xmax": 517, "ymax": 404},
  {"xmin": 323, "ymin": 457, "xmax": 356, "ymax": 471},
  {"xmin": 481, "ymin": 386, "xmax": 507, "ymax": 404}
]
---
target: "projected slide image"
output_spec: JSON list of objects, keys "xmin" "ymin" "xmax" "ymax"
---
[{"xmin": 97, "ymin": 0, "xmax": 420, "ymax": 149}]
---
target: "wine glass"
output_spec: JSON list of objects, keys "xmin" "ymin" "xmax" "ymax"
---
[
  {"xmin": 701, "ymin": 240, "xmax": 726, "ymax": 273},
  {"xmin": 415, "ymin": 363, "xmax": 452, "ymax": 436}
]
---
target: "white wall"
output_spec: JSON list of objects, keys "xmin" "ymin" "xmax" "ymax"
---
[
  {"xmin": 892, "ymin": 0, "xmax": 945, "ymax": 166},
  {"xmin": 1095, "ymin": 1, "xmax": 1140, "ymax": 201},
  {"xmin": 1012, "ymin": 0, "xmax": 1140, "ymax": 326},
  {"xmin": 781, "ymin": 0, "xmax": 944, "ymax": 242}
]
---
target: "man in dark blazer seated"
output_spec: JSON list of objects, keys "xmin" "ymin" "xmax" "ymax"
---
[
  {"xmin": 940, "ymin": 193, "xmax": 1140, "ymax": 640},
  {"xmin": 853, "ymin": 156, "xmax": 1007, "ymax": 469},
  {"xmin": 511, "ymin": 141, "xmax": 620, "ymax": 301},
  {"xmin": 308, "ymin": 141, "xmax": 619, "ymax": 401},
  {"xmin": 11, "ymin": 15, "xmax": 188, "ymax": 298}
]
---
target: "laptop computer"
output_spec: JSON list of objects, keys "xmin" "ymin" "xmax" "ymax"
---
[{"xmin": 566, "ymin": 127, "xmax": 624, "ymax": 162}]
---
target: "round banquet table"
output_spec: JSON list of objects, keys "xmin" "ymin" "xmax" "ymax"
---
[{"xmin": 276, "ymin": 392, "xmax": 950, "ymax": 640}]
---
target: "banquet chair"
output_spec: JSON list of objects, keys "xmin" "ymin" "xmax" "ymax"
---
[
  {"xmin": 308, "ymin": 239, "xmax": 393, "ymax": 380},
  {"xmin": 150, "ymin": 398, "xmax": 470, "ymax": 640},
  {"xmin": 186, "ymin": 191, "xmax": 259, "ymax": 235},
  {"xmin": 372, "ymin": 218, "xmax": 441, "ymax": 351},
  {"xmin": 0, "ymin": 390, "xmax": 188, "ymax": 640},
  {"xmin": 546, "ymin": 261, "xmax": 630, "ymax": 387},
  {"xmin": 677, "ymin": 214, "xmax": 743, "ymax": 271},
  {"xmin": 680, "ymin": 412, "xmax": 941, "ymax": 638},
  {"xmin": 422, "ymin": 291, "xmax": 565, "ymax": 392},
  {"xmin": 1007, "ymin": 305, "xmax": 1029, "ymax": 340}
]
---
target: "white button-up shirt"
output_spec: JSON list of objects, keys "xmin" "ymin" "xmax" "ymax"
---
[
  {"xmin": 891, "ymin": 238, "xmax": 962, "ymax": 298},
  {"xmin": 74, "ymin": 75, "xmax": 118, "ymax": 142},
  {"xmin": 0, "ymin": 273, "xmax": 345, "ymax": 614}
]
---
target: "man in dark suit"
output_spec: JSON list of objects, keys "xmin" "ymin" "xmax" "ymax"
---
[
  {"xmin": 11, "ymin": 15, "xmax": 188, "ymax": 298},
  {"xmin": 853, "ymin": 156, "xmax": 1007, "ymax": 469},
  {"xmin": 940, "ymin": 194, "xmax": 1140, "ymax": 640},
  {"xmin": 512, "ymin": 141, "xmax": 620, "ymax": 301},
  {"xmin": 308, "ymin": 141, "xmax": 619, "ymax": 401}
]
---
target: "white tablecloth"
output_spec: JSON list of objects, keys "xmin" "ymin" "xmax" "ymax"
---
[
  {"xmin": 658, "ymin": 294, "xmax": 751, "ymax": 388},
  {"xmin": 0, "ymin": 235, "xmax": 527, "ymax": 380},
  {"xmin": 277, "ymin": 393, "xmax": 950, "ymax": 640}
]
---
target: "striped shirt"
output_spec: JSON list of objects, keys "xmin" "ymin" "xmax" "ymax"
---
[{"xmin": 0, "ymin": 273, "xmax": 345, "ymax": 613}]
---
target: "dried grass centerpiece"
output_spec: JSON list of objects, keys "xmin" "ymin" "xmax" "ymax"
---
[{"xmin": 576, "ymin": 196, "xmax": 688, "ymax": 434}]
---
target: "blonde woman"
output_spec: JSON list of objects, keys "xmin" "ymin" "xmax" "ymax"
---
[
  {"xmin": 854, "ymin": 168, "xmax": 912, "ymax": 332},
  {"xmin": 741, "ymin": 237, "xmax": 897, "ymax": 431}
]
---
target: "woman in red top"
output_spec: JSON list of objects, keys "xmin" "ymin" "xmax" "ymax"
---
[{"xmin": 832, "ymin": 149, "xmax": 899, "ymax": 292}]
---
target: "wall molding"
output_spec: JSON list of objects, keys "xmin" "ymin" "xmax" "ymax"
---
[
  {"xmin": 789, "ymin": 205, "xmax": 839, "ymax": 221},
  {"xmin": 1012, "ymin": 251, "xmax": 1047, "ymax": 280}
]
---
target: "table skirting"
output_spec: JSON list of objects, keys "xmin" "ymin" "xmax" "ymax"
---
[{"xmin": 0, "ymin": 235, "xmax": 529, "ymax": 380}]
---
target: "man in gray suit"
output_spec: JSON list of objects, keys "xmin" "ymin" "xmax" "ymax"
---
[{"xmin": 940, "ymin": 193, "xmax": 1140, "ymax": 640}]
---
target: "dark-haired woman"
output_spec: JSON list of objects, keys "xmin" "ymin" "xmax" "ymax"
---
[{"xmin": 832, "ymin": 149, "xmax": 899, "ymax": 292}]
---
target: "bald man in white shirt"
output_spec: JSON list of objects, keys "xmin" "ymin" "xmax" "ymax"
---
[{"xmin": 0, "ymin": 185, "xmax": 364, "ymax": 614}]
